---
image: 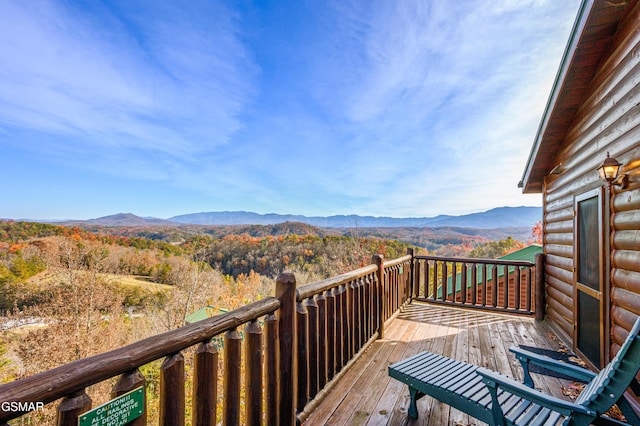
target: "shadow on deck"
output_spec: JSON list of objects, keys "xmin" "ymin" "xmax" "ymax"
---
[{"xmin": 305, "ymin": 302, "xmax": 571, "ymax": 425}]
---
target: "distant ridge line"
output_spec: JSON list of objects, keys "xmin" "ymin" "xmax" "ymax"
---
[
  {"xmin": 28, "ymin": 206, "xmax": 541, "ymax": 229},
  {"xmin": 167, "ymin": 206, "xmax": 541, "ymax": 229}
]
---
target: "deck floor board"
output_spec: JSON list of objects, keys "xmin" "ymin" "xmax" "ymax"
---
[{"xmin": 304, "ymin": 303, "xmax": 572, "ymax": 426}]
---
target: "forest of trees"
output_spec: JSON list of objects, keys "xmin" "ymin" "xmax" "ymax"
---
[{"xmin": 0, "ymin": 219, "xmax": 539, "ymax": 423}]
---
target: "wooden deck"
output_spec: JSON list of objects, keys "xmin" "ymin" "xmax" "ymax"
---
[{"xmin": 305, "ymin": 302, "xmax": 573, "ymax": 425}]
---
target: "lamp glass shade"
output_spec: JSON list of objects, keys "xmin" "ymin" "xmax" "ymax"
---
[{"xmin": 597, "ymin": 153, "xmax": 621, "ymax": 182}]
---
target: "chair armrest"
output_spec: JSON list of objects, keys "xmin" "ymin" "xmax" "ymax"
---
[
  {"xmin": 510, "ymin": 346, "xmax": 596, "ymax": 387},
  {"xmin": 477, "ymin": 367, "xmax": 596, "ymax": 419}
]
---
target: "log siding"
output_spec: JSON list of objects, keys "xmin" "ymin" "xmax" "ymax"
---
[{"xmin": 542, "ymin": 0, "xmax": 640, "ymax": 355}]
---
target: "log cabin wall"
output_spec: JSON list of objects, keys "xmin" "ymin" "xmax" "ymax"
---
[{"xmin": 542, "ymin": 1, "xmax": 640, "ymax": 360}]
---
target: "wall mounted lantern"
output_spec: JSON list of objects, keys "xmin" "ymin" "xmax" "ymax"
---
[{"xmin": 597, "ymin": 152, "xmax": 627, "ymax": 188}]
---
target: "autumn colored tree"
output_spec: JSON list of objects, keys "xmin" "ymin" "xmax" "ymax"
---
[
  {"xmin": 147, "ymin": 253, "xmax": 224, "ymax": 332},
  {"xmin": 530, "ymin": 220, "xmax": 543, "ymax": 244},
  {"xmin": 468, "ymin": 237, "xmax": 526, "ymax": 259}
]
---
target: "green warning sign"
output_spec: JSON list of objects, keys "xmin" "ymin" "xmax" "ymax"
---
[{"xmin": 79, "ymin": 386, "xmax": 144, "ymax": 426}]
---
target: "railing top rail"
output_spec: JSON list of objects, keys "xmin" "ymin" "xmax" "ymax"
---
[
  {"xmin": 415, "ymin": 255, "xmax": 534, "ymax": 267},
  {"xmin": 297, "ymin": 264, "xmax": 378, "ymax": 300},
  {"xmin": 383, "ymin": 254, "xmax": 412, "ymax": 268},
  {"xmin": 0, "ymin": 296, "xmax": 280, "ymax": 415}
]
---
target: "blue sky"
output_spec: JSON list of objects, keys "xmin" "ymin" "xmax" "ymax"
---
[{"xmin": 0, "ymin": 0, "xmax": 581, "ymax": 220}]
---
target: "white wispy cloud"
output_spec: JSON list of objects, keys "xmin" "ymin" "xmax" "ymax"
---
[
  {"xmin": 0, "ymin": 0, "xmax": 257, "ymax": 161},
  {"xmin": 267, "ymin": 0, "xmax": 579, "ymax": 216}
]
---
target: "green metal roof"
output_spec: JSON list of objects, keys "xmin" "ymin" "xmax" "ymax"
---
[
  {"xmin": 498, "ymin": 244, "xmax": 542, "ymax": 263},
  {"xmin": 185, "ymin": 306, "xmax": 228, "ymax": 324}
]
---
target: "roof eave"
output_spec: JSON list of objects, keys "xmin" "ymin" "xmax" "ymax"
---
[{"xmin": 520, "ymin": 0, "xmax": 594, "ymax": 194}]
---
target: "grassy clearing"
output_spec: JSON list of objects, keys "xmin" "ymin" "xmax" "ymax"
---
[{"xmin": 24, "ymin": 270, "xmax": 172, "ymax": 307}]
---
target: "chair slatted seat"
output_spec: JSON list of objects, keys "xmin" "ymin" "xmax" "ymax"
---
[{"xmin": 388, "ymin": 317, "xmax": 640, "ymax": 425}]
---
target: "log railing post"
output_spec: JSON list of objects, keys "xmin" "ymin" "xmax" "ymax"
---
[
  {"xmin": 276, "ymin": 273, "xmax": 297, "ymax": 426},
  {"xmin": 245, "ymin": 321, "xmax": 263, "ymax": 425},
  {"xmin": 112, "ymin": 369, "xmax": 146, "ymax": 426},
  {"xmin": 264, "ymin": 313, "xmax": 279, "ymax": 426},
  {"xmin": 535, "ymin": 253, "xmax": 546, "ymax": 321},
  {"xmin": 373, "ymin": 254, "xmax": 384, "ymax": 339},
  {"xmin": 160, "ymin": 353, "xmax": 185, "ymax": 426},
  {"xmin": 223, "ymin": 329, "xmax": 242, "ymax": 426},
  {"xmin": 192, "ymin": 341, "xmax": 218, "ymax": 426},
  {"xmin": 57, "ymin": 389, "xmax": 91, "ymax": 426}
]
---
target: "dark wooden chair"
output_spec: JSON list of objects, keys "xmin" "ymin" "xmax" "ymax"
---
[{"xmin": 388, "ymin": 317, "xmax": 640, "ymax": 425}]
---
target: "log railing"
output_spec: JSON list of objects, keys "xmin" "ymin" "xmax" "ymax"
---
[
  {"xmin": 0, "ymin": 250, "xmax": 415, "ymax": 425},
  {"xmin": 413, "ymin": 254, "xmax": 544, "ymax": 316},
  {"xmin": 0, "ymin": 297, "xmax": 281, "ymax": 426},
  {"xmin": 294, "ymin": 251, "xmax": 413, "ymax": 422}
]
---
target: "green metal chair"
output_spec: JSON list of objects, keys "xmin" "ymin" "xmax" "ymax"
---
[{"xmin": 388, "ymin": 317, "xmax": 640, "ymax": 425}]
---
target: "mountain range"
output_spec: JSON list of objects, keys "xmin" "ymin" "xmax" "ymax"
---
[{"xmin": 52, "ymin": 206, "xmax": 541, "ymax": 229}]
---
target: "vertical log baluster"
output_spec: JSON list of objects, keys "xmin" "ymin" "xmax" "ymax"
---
[
  {"xmin": 408, "ymin": 248, "xmax": 415, "ymax": 302},
  {"xmin": 492, "ymin": 264, "xmax": 498, "ymax": 307},
  {"xmin": 460, "ymin": 263, "xmax": 467, "ymax": 304},
  {"xmin": 264, "ymin": 313, "xmax": 279, "ymax": 426},
  {"xmin": 276, "ymin": 273, "xmax": 297, "ymax": 426},
  {"xmin": 397, "ymin": 264, "xmax": 402, "ymax": 307},
  {"xmin": 389, "ymin": 266, "xmax": 395, "ymax": 313},
  {"xmin": 296, "ymin": 301, "xmax": 309, "ymax": 413},
  {"xmin": 416, "ymin": 259, "xmax": 423, "ymax": 298},
  {"xmin": 193, "ymin": 341, "xmax": 218, "ymax": 426},
  {"xmin": 57, "ymin": 389, "xmax": 91, "ymax": 426},
  {"xmin": 160, "ymin": 353, "xmax": 185, "ymax": 426},
  {"xmin": 442, "ymin": 261, "xmax": 448, "ymax": 301},
  {"xmin": 112, "ymin": 369, "xmax": 146, "ymax": 426},
  {"xmin": 316, "ymin": 292, "xmax": 328, "ymax": 390},
  {"xmin": 362, "ymin": 275, "xmax": 373, "ymax": 342},
  {"xmin": 223, "ymin": 330, "xmax": 242, "ymax": 426},
  {"xmin": 389, "ymin": 265, "xmax": 401, "ymax": 312},
  {"xmin": 383, "ymin": 267, "xmax": 390, "ymax": 322},
  {"xmin": 394, "ymin": 265, "xmax": 399, "ymax": 311},
  {"xmin": 353, "ymin": 278, "xmax": 361, "ymax": 352},
  {"xmin": 360, "ymin": 277, "xmax": 368, "ymax": 342},
  {"xmin": 373, "ymin": 254, "xmax": 384, "ymax": 339},
  {"xmin": 332, "ymin": 285, "xmax": 344, "ymax": 371},
  {"xmin": 527, "ymin": 265, "xmax": 533, "ymax": 313},
  {"xmin": 339, "ymin": 284, "xmax": 349, "ymax": 368},
  {"xmin": 471, "ymin": 263, "xmax": 478, "ymax": 305},
  {"xmin": 304, "ymin": 296, "xmax": 319, "ymax": 400},
  {"xmin": 370, "ymin": 273, "xmax": 377, "ymax": 336},
  {"xmin": 482, "ymin": 264, "xmax": 488, "ymax": 307},
  {"xmin": 326, "ymin": 288, "xmax": 337, "ymax": 380},
  {"xmin": 351, "ymin": 279, "xmax": 360, "ymax": 354},
  {"xmin": 503, "ymin": 265, "xmax": 509, "ymax": 309},
  {"xmin": 346, "ymin": 280, "xmax": 355, "ymax": 359},
  {"xmin": 245, "ymin": 321, "xmax": 263, "ymax": 425},
  {"xmin": 432, "ymin": 260, "xmax": 438, "ymax": 300},
  {"xmin": 451, "ymin": 262, "xmax": 457, "ymax": 302},
  {"xmin": 513, "ymin": 266, "xmax": 522, "ymax": 311}
]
